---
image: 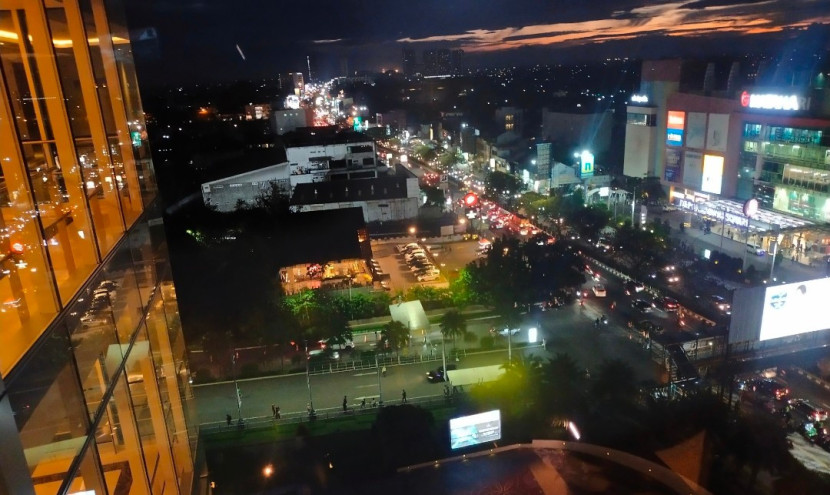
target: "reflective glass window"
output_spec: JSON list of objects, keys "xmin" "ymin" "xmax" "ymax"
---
[
  {"xmin": 96, "ymin": 370, "xmax": 151, "ymax": 495},
  {"xmin": 5, "ymin": 326, "xmax": 89, "ymax": 493},
  {"xmin": 63, "ymin": 442, "xmax": 107, "ymax": 495}
]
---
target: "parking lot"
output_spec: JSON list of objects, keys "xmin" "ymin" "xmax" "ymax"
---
[{"xmin": 370, "ymin": 238, "xmax": 482, "ymax": 291}]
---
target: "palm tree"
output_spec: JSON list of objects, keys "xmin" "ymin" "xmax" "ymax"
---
[
  {"xmin": 380, "ymin": 320, "xmax": 409, "ymax": 356},
  {"xmin": 439, "ymin": 309, "xmax": 468, "ymax": 347},
  {"xmin": 540, "ymin": 353, "xmax": 588, "ymax": 419}
]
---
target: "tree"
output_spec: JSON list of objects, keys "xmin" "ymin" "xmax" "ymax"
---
[
  {"xmin": 421, "ymin": 185, "xmax": 445, "ymax": 207},
  {"xmin": 439, "ymin": 309, "xmax": 468, "ymax": 346},
  {"xmin": 591, "ymin": 359, "xmax": 637, "ymax": 407},
  {"xmin": 379, "ymin": 320, "xmax": 410, "ymax": 355},
  {"xmin": 539, "ymin": 353, "xmax": 588, "ymax": 419},
  {"xmin": 283, "ymin": 289, "xmax": 318, "ymax": 323},
  {"xmin": 484, "ymin": 171, "xmax": 522, "ymax": 203}
]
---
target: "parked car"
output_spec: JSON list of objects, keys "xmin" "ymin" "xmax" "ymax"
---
[
  {"xmin": 426, "ymin": 364, "xmax": 457, "ymax": 383},
  {"xmin": 417, "ymin": 268, "xmax": 440, "ymax": 282},
  {"xmin": 397, "ymin": 242, "xmax": 420, "ymax": 253}
]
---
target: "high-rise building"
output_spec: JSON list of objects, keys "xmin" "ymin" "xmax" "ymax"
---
[
  {"xmin": 402, "ymin": 48, "xmax": 417, "ymax": 76},
  {"xmin": 0, "ymin": 1, "xmax": 198, "ymax": 494},
  {"xmin": 422, "ymin": 49, "xmax": 452, "ymax": 76}
]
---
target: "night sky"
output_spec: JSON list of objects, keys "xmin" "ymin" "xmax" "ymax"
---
[{"xmin": 125, "ymin": 0, "xmax": 830, "ymax": 85}]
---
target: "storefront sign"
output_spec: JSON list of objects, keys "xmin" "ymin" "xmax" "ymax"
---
[
  {"xmin": 631, "ymin": 94, "xmax": 649, "ymax": 104},
  {"xmin": 739, "ymin": 91, "xmax": 805, "ymax": 111}
]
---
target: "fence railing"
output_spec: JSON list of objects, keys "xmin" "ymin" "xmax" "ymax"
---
[{"xmin": 199, "ymin": 393, "xmax": 459, "ymax": 436}]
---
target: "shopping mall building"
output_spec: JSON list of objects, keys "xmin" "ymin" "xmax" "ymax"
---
[
  {"xmin": 624, "ymin": 59, "xmax": 830, "ymax": 265},
  {"xmin": 1, "ymin": 1, "xmax": 199, "ymax": 494}
]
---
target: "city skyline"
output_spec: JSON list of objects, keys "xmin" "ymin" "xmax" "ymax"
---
[{"xmin": 126, "ymin": 0, "xmax": 830, "ymax": 84}]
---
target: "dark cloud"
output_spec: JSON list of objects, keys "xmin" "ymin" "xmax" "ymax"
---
[
  {"xmin": 680, "ymin": 0, "xmax": 769, "ymax": 10},
  {"xmin": 125, "ymin": 0, "xmax": 830, "ymax": 84}
]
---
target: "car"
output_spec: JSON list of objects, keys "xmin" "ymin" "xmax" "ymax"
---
[
  {"xmin": 652, "ymin": 296, "xmax": 679, "ymax": 312},
  {"xmin": 417, "ymin": 271, "xmax": 440, "ymax": 282},
  {"xmin": 308, "ymin": 348, "xmax": 340, "ymax": 360},
  {"xmin": 410, "ymin": 261, "xmax": 434, "ymax": 272},
  {"xmin": 404, "ymin": 250, "xmax": 427, "ymax": 262},
  {"xmin": 741, "ymin": 378, "xmax": 789, "ymax": 402},
  {"xmin": 631, "ymin": 299, "xmax": 652, "ymax": 313},
  {"xmin": 746, "ymin": 243, "xmax": 766, "ymax": 256},
  {"xmin": 624, "ymin": 280, "xmax": 645, "ymax": 295},
  {"xmin": 636, "ymin": 320, "xmax": 663, "ymax": 336},
  {"xmin": 80, "ymin": 311, "xmax": 110, "ymax": 329},
  {"xmin": 592, "ymin": 284, "xmax": 607, "ymax": 297},
  {"xmin": 319, "ymin": 338, "xmax": 355, "ymax": 352},
  {"xmin": 790, "ymin": 398, "xmax": 828, "ymax": 423},
  {"xmin": 397, "ymin": 242, "xmax": 420, "ymax": 253},
  {"xmin": 497, "ymin": 328, "xmax": 520, "ymax": 337},
  {"xmin": 426, "ymin": 364, "xmax": 458, "ymax": 383},
  {"xmin": 710, "ymin": 295, "xmax": 731, "ymax": 314}
]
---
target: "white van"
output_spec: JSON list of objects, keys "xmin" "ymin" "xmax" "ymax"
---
[{"xmin": 746, "ymin": 244, "xmax": 765, "ymax": 256}]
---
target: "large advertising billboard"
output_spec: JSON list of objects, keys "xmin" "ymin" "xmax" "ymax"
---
[
  {"xmin": 686, "ymin": 112, "xmax": 707, "ymax": 149},
  {"xmin": 760, "ymin": 278, "xmax": 830, "ymax": 341},
  {"xmin": 664, "ymin": 148, "xmax": 682, "ymax": 182},
  {"xmin": 706, "ymin": 114, "xmax": 729, "ymax": 152},
  {"xmin": 449, "ymin": 410, "xmax": 502, "ymax": 449},
  {"xmin": 701, "ymin": 154, "xmax": 724, "ymax": 194},
  {"xmin": 683, "ymin": 151, "xmax": 702, "ymax": 189}
]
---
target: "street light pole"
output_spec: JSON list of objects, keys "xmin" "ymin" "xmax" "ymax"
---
[
  {"xmin": 304, "ymin": 341, "xmax": 314, "ymax": 414},
  {"xmin": 375, "ymin": 354, "xmax": 383, "ymax": 405},
  {"xmin": 232, "ymin": 351, "xmax": 243, "ymax": 423}
]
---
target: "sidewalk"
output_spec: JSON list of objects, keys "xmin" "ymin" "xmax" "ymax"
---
[{"xmin": 655, "ymin": 211, "xmax": 824, "ymax": 283}]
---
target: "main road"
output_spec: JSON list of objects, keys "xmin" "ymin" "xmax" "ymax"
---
[{"xmin": 193, "ymin": 281, "xmax": 662, "ymax": 426}]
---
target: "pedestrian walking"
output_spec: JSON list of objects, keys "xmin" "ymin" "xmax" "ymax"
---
[
  {"xmin": 275, "ymin": 406, "xmax": 281, "ymax": 419},
  {"xmin": 381, "ymin": 366, "xmax": 387, "ymax": 377},
  {"xmin": 226, "ymin": 414, "xmax": 232, "ymax": 427},
  {"xmin": 372, "ymin": 398, "xmax": 377, "ymax": 408},
  {"xmin": 271, "ymin": 404, "xmax": 277, "ymax": 418},
  {"xmin": 361, "ymin": 398, "xmax": 366, "ymax": 409},
  {"xmin": 402, "ymin": 389, "xmax": 407, "ymax": 403},
  {"xmin": 343, "ymin": 395, "xmax": 348, "ymax": 412}
]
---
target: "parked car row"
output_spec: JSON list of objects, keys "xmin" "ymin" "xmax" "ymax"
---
[{"xmin": 396, "ymin": 242, "xmax": 441, "ymax": 282}]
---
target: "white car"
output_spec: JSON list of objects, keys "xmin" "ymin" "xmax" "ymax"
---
[
  {"xmin": 592, "ymin": 284, "xmax": 607, "ymax": 297},
  {"xmin": 417, "ymin": 272, "xmax": 440, "ymax": 282},
  {"xmin": 404, "ymin": 250, "xmax": 427, "ymax": 262},
  {"xmin": 397, "ymin": 242, "xmax": 420, "ymax": 253}
]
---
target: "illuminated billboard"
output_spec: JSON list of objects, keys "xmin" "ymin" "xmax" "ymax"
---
[
  {"xmin": 701, "ymin": 155, "xmax": 723, "ymax": 194},
  {"xmin": 579, "ymin": 150, "xmax": 594, "ymax": 178},
  {"xmin": 760, "ymin": 278, "xmax": 830, "ymax": 341},
  {"xmin": 666, "ymin": 111, "xmax": 685, "ymax": 146},
  {"xmin": 449, "ymin": 410, "xmax": 502, "ymax": 449}
]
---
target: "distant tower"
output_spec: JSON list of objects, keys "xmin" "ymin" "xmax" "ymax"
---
[
  {"xmin": 703, "ymin": 62, "xmax": 715, "ymax": 93},
  {"xmin": 726, "ymin": 61, "xmax": 741, "ymax": 93},
  {"xmin": 307, "ymin": 55, "xmax": 313, "ymax": 83}
]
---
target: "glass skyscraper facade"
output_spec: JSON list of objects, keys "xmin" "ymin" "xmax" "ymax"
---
[{"xmin": 0, "ymin": 1, "xmax": 198, "ymax": 494}]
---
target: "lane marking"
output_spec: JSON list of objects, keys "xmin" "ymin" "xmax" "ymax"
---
[{"xmin": 352, "ymin": 372, "xmax": 376, "ymax": 377}]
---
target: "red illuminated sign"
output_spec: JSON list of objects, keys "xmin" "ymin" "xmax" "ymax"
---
[
  {"xmin": 463, "ymin": 192, "xmax": 479, "ymax": 207},
  {"xmin": 667, "ymin": 111, "xmax": 685, "ymax": 129}
]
